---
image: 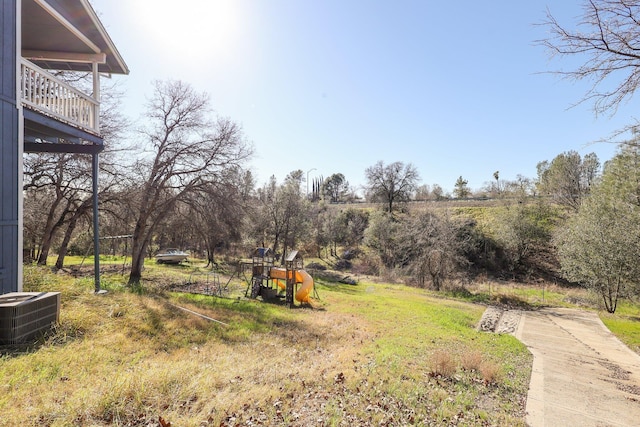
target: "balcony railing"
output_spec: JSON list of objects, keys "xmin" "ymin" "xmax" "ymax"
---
[{"xmin": 20, "ymin": 59, "xmax": 99, "ymax": 134}]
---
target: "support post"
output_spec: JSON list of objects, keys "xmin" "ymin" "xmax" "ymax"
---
[
  {"xmin": 0, "ymin": 0, "xmax": 20, "ymax": 294},
  {"xmin": 92, "ymin": 61, "xmax": 100, "ymax": 130},
  {"xmin": 92, "ymin": 152, "xmax": 100, "ymax": 292}
]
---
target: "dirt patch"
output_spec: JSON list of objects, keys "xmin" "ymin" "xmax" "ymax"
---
[{"xmin": 600, "ymin": 360, "xmax": 632, "ymax": 381}]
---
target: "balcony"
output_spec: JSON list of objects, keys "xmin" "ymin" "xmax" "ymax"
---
[{"xmin": 20, "ymin": 58, "xmax": 99, "ymax": 136}]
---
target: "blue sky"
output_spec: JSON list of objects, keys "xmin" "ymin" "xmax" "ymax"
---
[{"xmin": 92, "ymin": 0, "xmax": 638, "ymax": 194}]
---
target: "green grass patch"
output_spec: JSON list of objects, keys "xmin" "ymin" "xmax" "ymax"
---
[
  {"xmin": 320, "ymin": 281, "xmax": 531, "ymax": 425},
  {"xmin": 600, "ymin": 300, "xmax": 640, "ymax": 353},
  {"xmin": 452, "ymin": 280, "xmax": 590, "ymax": 309}
]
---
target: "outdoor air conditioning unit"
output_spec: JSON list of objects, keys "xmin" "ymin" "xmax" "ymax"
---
[{"xmin": 0, "ymin": 292, "xmax": 60, "ymax": 345}]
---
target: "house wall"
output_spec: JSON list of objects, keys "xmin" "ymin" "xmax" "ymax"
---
[{"xmin": 0, "ymin": 0, "xmax": 21, "ymax": 294}]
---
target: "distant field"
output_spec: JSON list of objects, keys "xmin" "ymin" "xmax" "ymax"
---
[{"xmin": 329, "ymin": 196, "xmax": 522, "ymax": 211}]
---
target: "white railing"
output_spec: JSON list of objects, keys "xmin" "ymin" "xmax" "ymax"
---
[{"xmin": 20, "ymin": 59, "xmax": 99, "ymax": 134}]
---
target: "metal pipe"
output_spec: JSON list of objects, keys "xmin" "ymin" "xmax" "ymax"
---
[{"xmin": 306, "ymin": 167, "xmax": 316, "ymax": 197}]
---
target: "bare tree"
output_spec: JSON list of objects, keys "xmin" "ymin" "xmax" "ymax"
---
[
  {"xmin": 188, "ymin": 167, "xmax": 254, "ymax": 267},
  {"xmin": 431, "ymin": 183, "xmax": 446, "ymax": 200},
  {"xmin": 23, "ymin": 153, "xmax": 93, "ymax": 265},
  {"xmin": 414, "ymin": 184, "xmax": 431, "ymax": 201},
  {"xmin": 127, "ymin": 80, "xmax": 251, "ymax": 285},
  {"xmin": 399, "ymin": 210, "xmax": 469, "ymax": 290},
  {"xmin": 53, "ymin": 94, "xmax": 129, "ymax": 269},
  {"xmin": 511, "ymin": 174, "xmax": 536, "ymax": 198},
  {"xmin": 22, "ymin": 78, "xmax": 129, "ymax": 269},
  {"xmin": 540, "ymin": 0, "xmax": 640, "ymax": 115},
  {"xmin": 365, "ymin": 161, "xmax": 420, "ymax": 213},
  {"xmin": 254, "ymin": 171, "xmax": 309, "ymax": 263}
]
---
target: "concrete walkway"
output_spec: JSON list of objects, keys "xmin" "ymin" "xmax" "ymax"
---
[{"xmin": 515, "ymin": 308, "xmax": 640, "ymax": 427}]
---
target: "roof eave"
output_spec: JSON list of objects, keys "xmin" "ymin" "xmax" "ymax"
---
[{"xmin": 79, "ymin": 0, "xmax": 129, "ymax": 75}]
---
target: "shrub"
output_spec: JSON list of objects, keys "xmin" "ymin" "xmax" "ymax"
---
[
  {"xmin": 306, "ymin": 262, "xmax": 327, "ymax": 271},
  {"xmin": 430, "ymin": 349, "xmax": 456, "ymax": 377},
  {"xmin": 334, "ymin": 259, "xmax": 352, "ymax": 271},
  {"xmin": 460, "ymin": 350, "xmax": 483, "ymax": 372},
  {"xmin": 479, "ymin": 360, "xmax": 502, "ymax": 384},
  {"xmin": 341, "ymin": 248, "xmax": 361, "ymax": 260}
]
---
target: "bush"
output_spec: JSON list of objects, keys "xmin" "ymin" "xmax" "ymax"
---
[
  {"xmin": 479, "ymin": 361, "xmax": 502, "ymax": 384},
  {"xmin": 430, "ymin": 349, "xmax": 457, "ymax": 378},
  {"xmin": 306, "ymin": 262, "xmax": 327, "ymax": 271},
  {"xmin": 351, "ymin": 257, "xmax": 380, "ymax": 276},
  {"xmin": 334, "ymin": 259, "xmax": 352, "ymax": 271},
  {"xmin": 340, "ymin": 276, "xmax": 357, "ymax": 285},
  {"xmin": 341, "ymin": 248, "xmax": 361, "ymax": 260},
  {"xmin": 460, "ymin": 350, "xmax": 483, "ymax": 371}
]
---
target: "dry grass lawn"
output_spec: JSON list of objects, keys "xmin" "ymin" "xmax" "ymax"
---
[{"xmin": 0, "ymin": 265, "xmax": 532, "ymax": 426}]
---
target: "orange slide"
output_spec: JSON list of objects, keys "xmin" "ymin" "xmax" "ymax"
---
[{"xmin": 269, "ymin": 268, "xmax": 314, "ymax": 303}]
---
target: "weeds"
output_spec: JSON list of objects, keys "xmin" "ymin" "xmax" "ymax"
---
[
  {"xmin": 430, "ymin": 349, "xmax": 457, "ymax": 377},
  {"xmin": 460, "ymin": 349, "xmax": 483, "ymax": 371},
  {"xmin": 479, "ymin": 360, "xmax": 503, "ymax": 384}
]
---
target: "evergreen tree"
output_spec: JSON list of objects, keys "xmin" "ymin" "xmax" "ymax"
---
[
  {"xmin": 453, "ymin": 176, "xmax": 470, "ymax": 199},
  {"xmin": 555, "ymin": 145, "xmax": 640, "ymax": 313}
]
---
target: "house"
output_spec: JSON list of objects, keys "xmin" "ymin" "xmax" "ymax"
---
[{"xmin": 0, "ymin": 0, "xmax": 128, "ymax": 294}]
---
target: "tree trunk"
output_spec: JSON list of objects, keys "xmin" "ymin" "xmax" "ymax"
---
[
  {"xmin": 128, "ymin": 216, "xmax": 149, "ymax": 285},
  {"xmin": 272, "ymin": 233, "xmax": 280, "ymax": 262},
  {"xmin": 37, "ymin": 211, "xmax": 62, "ymax": 265},
  {"xmin": 281, "ymin": 242, "xmax": 288, "ymax": 266},
  {"xmin": 128, "ymin": 240, "xmax": 146, "ymax": 285},
  {"xmin": 54, "ymin": 214, "xmax": 79, "ymax": 270},
  {"xmin": 205, "ymin": 244, "xmax": 216, "ymax": 268},
  {"xmin": 55, "ymin": 200, "xmax": 91, "ymax": 270},
  {"xmin": 37, "ymin": 215, "xmax": 66, "ymax": 265},
  {"xmin": 37, "ymin": 236, "xmax": 53, "ymax": 266},
  {"xmin": 281, "ymin": 222, "xmax": 290, "ymax": 266},
  {"xmin": 36, "ymin": 187, "xmax": 68, "ymax": 266}
]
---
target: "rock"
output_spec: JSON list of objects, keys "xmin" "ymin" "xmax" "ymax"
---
[{"xmin": 478, "ymin": 306, "xmax": 522, "ymax": 335}]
